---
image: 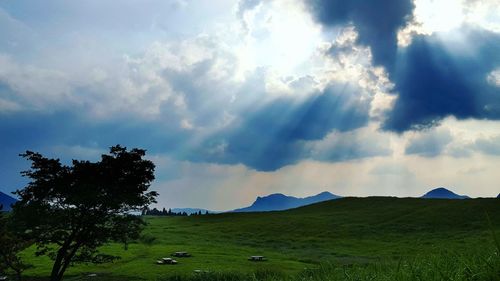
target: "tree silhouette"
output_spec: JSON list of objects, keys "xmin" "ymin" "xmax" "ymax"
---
[{"xmin": 11, "ymin": 145, "xmax": 157, "ymax": 281}]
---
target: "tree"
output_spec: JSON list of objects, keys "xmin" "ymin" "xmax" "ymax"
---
[
  {"xmin": 0, "ymin": 205, "xmax": 31, "ymax": 281},
  {"xmin": 11, "ymin": 145, "xmax": 157, "ymax": 281}
]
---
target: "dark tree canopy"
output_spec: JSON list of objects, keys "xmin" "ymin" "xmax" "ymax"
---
[{"xmin": 11, "ymin": 145, "xmax": 157, "ymax": 281}]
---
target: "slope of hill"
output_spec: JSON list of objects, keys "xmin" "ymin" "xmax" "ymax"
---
[
  {"xmin": 21, "ymin": 197, "xmax": 500, "ymax": 280},
  {"xmin": 232, "ymin": 191, "xmax": 340, "ymax": 212},
  {"xmin": 421, "ymin": 187, "xmax": 469, "ymax": 199},
  {"xmin": 0, "ymin": 191, "xmax": 17, "ymax": 211}
]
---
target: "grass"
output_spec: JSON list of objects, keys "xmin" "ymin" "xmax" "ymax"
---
[{"xmin": 13, "ymin": 197, "xmax": 500, "ymax": 280}]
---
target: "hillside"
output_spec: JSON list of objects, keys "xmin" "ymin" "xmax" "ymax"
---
[
  {"xmin": 233, "ymin": 191, "xmax": 341, "ymax": 212},
  {"xmin": 21, "ymin": 197, "xmax": 500, "ymax": 280}
]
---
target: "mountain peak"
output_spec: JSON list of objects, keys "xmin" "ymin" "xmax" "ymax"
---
[
  {"xmin": 316, "ymin": 191, "xmax": 334, "ymax": 196},
  {"xmin": 233, "ymin": 191, "xmax": 341, "ymax": 212},
  {"xmin": 260, "ymin": 193, "xmax": 287, "ymax": 198},
  {"xmin": 431, "ymin": 187, "xmax": 450, "ymax": 192},
  {"xmin": 309, "ymin": 191, "xmax": 335, "ymax": 198},
  {"xmin": 421, "ymin": 187, "xmax": 469, "ymax": 199}
]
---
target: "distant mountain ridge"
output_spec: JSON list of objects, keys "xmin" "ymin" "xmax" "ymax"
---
[
  {"xmin": 0, "ymin": 191, "xmax": 17, "ymax": 211},
  {"xmin": 421, "ymin": 187, "xmax": 469, "ymax": 199},
  {"xmin": 159, "ymin": 188, "xmax": 496, "ymax": 214},
  {"xmin": 171, "ymin": 208, "xmax": 217, "ymax": 215},
  {"xmin": 232, "ymin": 191, "xmax": 341, "ymax": 212}
]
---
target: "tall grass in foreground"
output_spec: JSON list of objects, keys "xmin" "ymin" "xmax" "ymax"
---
[
  {"xmin": 159, "ymin": 251, "xmax": 500, "ymax": 281},
  {"xmin": 156, "ymin": 209, "xmax": 500, "ymax": 281}
]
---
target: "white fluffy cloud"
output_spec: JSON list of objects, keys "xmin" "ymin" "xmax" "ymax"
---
[
  {"xmin": 0, "ymin": 55, "xmax": 72, "ymax": 111},
  {"xmin": 398, "ymin": 0, "xmax": 500, "ymax": 46}
]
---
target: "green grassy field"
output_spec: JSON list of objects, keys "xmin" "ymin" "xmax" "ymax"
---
[{"xmin": 19, "ymin": 197, "xmax": 500, "ymax": 280}]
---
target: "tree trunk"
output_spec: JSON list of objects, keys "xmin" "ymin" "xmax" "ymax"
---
[
  {"xmin": 50, "ymin": 229, "xmax": 80, "ymax": 281},
  {"xmin": 49, "ymin": 251, "xmax": 64, "ymax": 281},
  {"xmin": 50, "ymin": 243, "xmax": 70, "ymax": 281},
  {"xmin": 55, "ymin": 248, "xmax": 78, "ymax": 281},
  {"xmin": 50, "ymin": 240, "xmax": 82, "ymax": 281}
]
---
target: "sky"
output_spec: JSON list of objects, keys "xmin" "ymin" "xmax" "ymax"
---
[{"xmin": 0, "ymin": 0, "xmax": 499, "ymax": 210}]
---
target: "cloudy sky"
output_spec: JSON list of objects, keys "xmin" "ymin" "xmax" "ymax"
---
[{"xmin": 1, "ymin": 0, "xmax": 499, "ymax": 210}]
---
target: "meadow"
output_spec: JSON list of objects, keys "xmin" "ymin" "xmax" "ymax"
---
[{"xmin": 20, "ymin": 197, "xmax": 500, "ymax": 281}]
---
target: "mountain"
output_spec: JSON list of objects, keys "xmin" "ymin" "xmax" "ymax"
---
[
  {"xmin": 497, "ymin": 194, "xmax": 500, "ymax": 199},
  {"xmin": 421, "ymin": 188, "xmax": 470, "ymax": 199},
  {"xmin": 232, "ymin": 191, "xmax": 341, "ymax": 212},
  {"xmin": 0, "ymin": 191, "xmax": 17, "ymax": 211}
]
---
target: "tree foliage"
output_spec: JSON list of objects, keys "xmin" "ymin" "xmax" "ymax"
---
[
  {"xmin": 0, "ymin": 205, "xmax": 31, "ymax": 281},
  {"xmin": 11, "ymin": 145, "xmax": 157, "ymax": 281}
]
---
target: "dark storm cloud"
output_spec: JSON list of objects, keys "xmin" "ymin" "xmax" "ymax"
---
[
  {"xmin": 187, "ymin": 82, "xmax": 374, "ymax": 171},
  {"xmin": 0, "ymin": 111, "xmax": 194, "ymax": 190},
  {"xmin": 306, "ymin": 0, "xmax": 414, "ymax": 73},
  {"xmin": 384, "ymin": 28, "xmax": 500, "ymax": 132},
  {"xmin": 306, "ymin": 2, "xmax": 500, "ymax": 133}
]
